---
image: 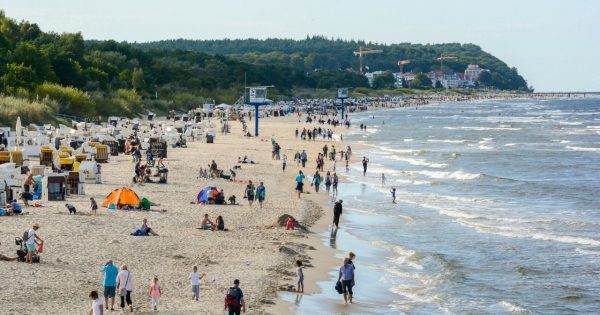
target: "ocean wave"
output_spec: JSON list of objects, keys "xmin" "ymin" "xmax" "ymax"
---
[
  {"xmin": 455, "ymin": 219, "xmax": 600, "ymax": 246},
  {"xmin": 418, "ymin": 170, "xmax": 481, "ymax": 180},
  {"xmin": 404, "ymin": 138, "xmax": 414, "ymax": 142},
  {"xmin": 499, "ymin": 301, "xmax": 536, "ymax": 314},
  {"xmin": 575, "ymin": 248, "xmax": 600, "ymax": 255},
  {"xmin": 371, "ymin": 240, "xmax": 423, "ymax": 270},
  {"xmin": 479, "ymin": 145, "xmax": 495, "ymax": 150},
  {"xmin": 566, "ymin": 146, "xmax": 600, "ymax": 152},
  {"xmin": 386, "ymin": 155, "xmax": 450, "ymax": 168},
  {"xmin": 444, "ymin": 126, "xmax": 522, "ymax": 131}
]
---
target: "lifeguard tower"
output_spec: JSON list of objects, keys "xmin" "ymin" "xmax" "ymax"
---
[
  {"xmin": 244, "ymin": 86, "xmax": 273, "ymax": 136},
  {"xmin": 336, "ymin": 87, "xmax": 351, "ymax": 119}
]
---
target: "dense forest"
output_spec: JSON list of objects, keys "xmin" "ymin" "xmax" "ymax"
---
[{"xmin": 128, "ymin": 36, "xmax": 530, "ymax": 91}]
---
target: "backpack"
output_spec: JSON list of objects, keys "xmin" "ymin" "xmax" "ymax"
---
[
  {"xmin": 225, "ymin": 287, "xmax": 240, "ymax": 308},
  {"xmin": 23, "ymin": 231, "xmax": 30, "ymax": 243}
]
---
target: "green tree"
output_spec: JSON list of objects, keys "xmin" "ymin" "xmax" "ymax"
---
[
  {"xmin": 435, "ymin": 80, "xmax": 443, "ymax": 89},
  {"xmin": 1, "ymin": 63, "xmax": 37, "ymax": 93},
  {"xmin": 131, "ymin": 67, "xmax": 146, "ymax": 92},
  {"xmin": 477, "ymin": 71, "xmax": 492, "ymax": 86},
  {"xmin": 10, "ymin": 42, "xmax": 58, "ymax": 84},
  {"xmin": 412, "ymin": 73, "xmax": 432, "ymax": 89},
  {"xmin": 371, "ymin": 70, "xmax": 396, "ymax": 89},
  {"xmin": 83, "ymin": 67, "xmax": 109, "ymax": 90}
]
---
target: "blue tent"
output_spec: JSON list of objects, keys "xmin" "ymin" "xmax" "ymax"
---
[{"xmin": 197, "ymin": 186, "xmax": 219, "ymax": 203}]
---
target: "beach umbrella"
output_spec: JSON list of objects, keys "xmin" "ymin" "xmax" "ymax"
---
[{"xmin": 15, "ymin": 116, "xmax": 21, "ymax": 147}]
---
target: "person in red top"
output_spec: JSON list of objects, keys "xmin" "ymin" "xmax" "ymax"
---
[{"xmin": 286, "ymin": 217, "xmax": 294, "ymax": 230}]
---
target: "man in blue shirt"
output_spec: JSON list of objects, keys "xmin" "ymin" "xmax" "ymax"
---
[
  {"xmin": 102, "ymin": 260, "xmax": 119, "ymax": 311},
  {"xmin": 9, "ymin": 199, "xmax": 22, "ymax": 215},
  {"xmin": 300, "ymin": 150, "xmax": 307, "ymax": 168},
  {"xmin": 295, "ymin": 171, "xmax": 305, "ymax": 199},
  {"xmin": 224, "ymin": 279, "xmax": 246, "ymax": 315},
  {"xmin": 337, "ymin": 258, "xmax": 355, "ymax": 304}
]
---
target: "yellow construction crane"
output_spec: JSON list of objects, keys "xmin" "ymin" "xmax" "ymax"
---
[
  {"xmin": 353, "ymin": 47, "xmax": 383, "ymax": 74},
  {"xmin": 437, "ymin": 54, "xmax": 457, "ymax": 72},
  {"xmin": 398, "ymin": 60, "xmax": 410, "ymax": 73}
]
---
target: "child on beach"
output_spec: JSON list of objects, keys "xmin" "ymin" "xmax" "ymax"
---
[
  {"xmin": 286, "ymin": 217, "xmax": 294, "ymax": 230},
  {"xmin": 380, "ymin": 173, "xmax": 387, "ymax": 186},
  {"xmin": 189, "ymin": 266, "xmax": 205, "ymax": 301},
  {"xmin": 390, "ymin": 188, "xmax": 396, "ymax": 204},
  {"xmin": 296, "ymin": 260, "xmax": 304, "ymax": 293},
  {"xmin": 282, "ymin": 154, "xmax": 287, "ymax": 172},
  {"xmin": 202, "ymin": 169, "xmax": 208, "ymax": 180},
  {"xmin": 332, "ymin": 160, "xmax": 337, "ymax": 172},
  {"xmin": 345, "ymin": 161, "xmax": 349, "ymax": 173},
  {"xmin": 90, "ymin": 197, "xmax": 98, "ymax": 215},
  {"xmin": 149, "ymin": 277, "xmax": 162, "ymax": 310}
]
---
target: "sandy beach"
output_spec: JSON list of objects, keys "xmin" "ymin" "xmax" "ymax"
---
[{"xmin": 1, "ymin": 110, "xmax": 374, "ymax": 315}]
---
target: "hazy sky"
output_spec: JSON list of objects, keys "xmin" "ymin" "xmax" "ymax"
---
[{"xmin": 3, "ymin": 0, "xmax": 599, "ymax": 92}]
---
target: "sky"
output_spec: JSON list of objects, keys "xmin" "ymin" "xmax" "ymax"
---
[{"xmin": 3, "ymin": 0, "xmax": 599, "ymax": 92}]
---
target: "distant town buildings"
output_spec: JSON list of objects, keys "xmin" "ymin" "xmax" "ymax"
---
[{"xmin": 365, "ymin": 64, "xmax": 490, "ymax": 89}]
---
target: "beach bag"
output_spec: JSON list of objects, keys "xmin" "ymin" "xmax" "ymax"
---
[
  {"xmin": 37, "ymin": 241, "xmax": 44, "ymax": 254},
  {"xmin": 225, "ymin": 287, "xmax": 240, "ymax": 308}
]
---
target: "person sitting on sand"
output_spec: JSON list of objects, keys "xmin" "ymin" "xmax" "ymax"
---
[
  {"xmin": 140, "ymin": 218, "xmax": 159, "ymax": 236},
  {"xmin": 7, "ymin": 199, "xmax": 22, "ymax": 216},
  {"xmin": 286, "ymin": 217, "xmax": 294, "ymax": 230},
  {"xmin": 215, "ymin": 216, "xmax": 225, "ymax": 231},
  {"xmin": 200, "ymin": 214, "xmax": 216, "ymax": 230},
  {"xmin": 215, "ymin": 189, "xmax": 226, "ymax": 205},
  {"xmin": 228, "ymin": 195, "xmax": 236, "ymax": 205}
]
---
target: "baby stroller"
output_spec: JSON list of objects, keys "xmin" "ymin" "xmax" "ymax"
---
[{"xmin": 15, "ymin": 236, "xmax": 40, "ymax": 263}]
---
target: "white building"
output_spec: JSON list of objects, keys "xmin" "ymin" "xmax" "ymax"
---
[
  {"xmin": 393, "ymin": 72, "xmax": 415, "ymax": 87},
  {"xmin": 365, "ymin": 71, "xmax": 385, "ymax": 87},
  {"xmin": 464, "ymin": 65, "xmax": 490, "ymax": 80}
]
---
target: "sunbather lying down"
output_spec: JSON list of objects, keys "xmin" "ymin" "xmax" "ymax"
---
[
  {"xmin": 239, "ymin": 156, "xmax": 258, "ymax": 164},
  {"xmin": 0, "ymin": 254, "xmax": 18, "ymax": 261},
  {"xmin": 0, "ymin": 243, "xmax": 17, "ymax": 261}
]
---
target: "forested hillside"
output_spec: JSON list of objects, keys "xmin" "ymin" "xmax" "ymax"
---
[
  {"xmin": 129, "ymin": 36, "xmax": 529, "ymax": 90},
  {"xmin": 0, "ymin": 12, "xmax": 367, "ymax": 126}
]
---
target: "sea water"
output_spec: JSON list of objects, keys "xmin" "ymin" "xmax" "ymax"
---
[{"xmin": 282, "ymin": 98, "xmax": 600, "ymax": 314}]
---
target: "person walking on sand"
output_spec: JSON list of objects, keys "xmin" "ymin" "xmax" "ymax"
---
[
  {"xmin": 282, "ymin": 154, "xmax": 287, "ymax": 172},
  {"xmin": 88, "ymin": 290, "xmax": 105, "ymax": 315},
  {"xmin": 332, "ymin": 173, "xmax": 339, "ymax": 195},
  {"xmin": 149, "ymin": 277, "xmax": 162, "ymax": 310},
  {"xmin": 245, "ymin": 180, "xmax": 255, "ymax": 207},
  {"xmin": 190, "ymin": 266, "xmax": 205, "ymax": 301},
  {"xmin": 295, "ymin": 170, "xmax": 305, "ymax": 199},
  {"xmin": 116, "ymin": 265, "xmax": 134, "ymax": 313},
  {"xmin": 224, "ymin": 279, "xmax": 246, "ymax": 315},
  {"xmin": 294, "ymin": 151, "xmax": 301, "ymax": 167},
  {"xmin": 337, "ymin": 258, "xmax": 355, "ymax": 304},
  {"xmin": 362, "ymin": 157, "xmax": 369, "ymax": 176},
  {"xmin": 390, "ymin": 188, "xmax": 396, "ymax": 204},
  {"xmin": 296, "ymin": 260, "xmax": 304, "ymax": 293},
  {"xmin": 102, "ymin": 260, "xmax": 119, "ymax": 312},
  {"xmin": 26, "ymin": 223, "xmax": 42, "ymax": 264},
  {"xmin": 90, "ymin": 197, "xmax": 98, "ymax": 215},
  {"xmin": 256, "ymin": 182, "xmax": 266, "ymax": 208},
  {"xmin": 325, "ymin": 171, "xmax": 332, "ymax": 195},
  {"xmin": 300, "ymin": 150, "xmax": 307, "ymax": 168},
  {"xmin": 345, "ymin": 160, "xmax": 349, "ymax": 173},
  {"xmin": 312, "ymin": 171, "xmax": 321, "ymax": 193},
  {"xmin": 379, "ymin": 173, "xmax": 387, "ymax": 186},
  {"xmin": 333, "ymin": 200, "xmax": 343, "ymax": 229}
]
